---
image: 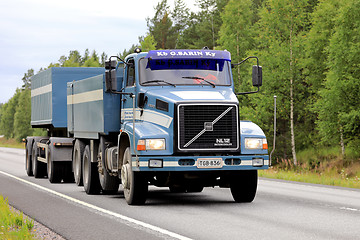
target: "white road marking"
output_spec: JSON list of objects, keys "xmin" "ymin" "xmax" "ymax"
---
[
  {"xmin": 0, "ymin": 170, "xmax": 192, "ymax": 240},
  {"xmin": 340, "ymin": 207, "xmax": 360, "ymax": 212}
]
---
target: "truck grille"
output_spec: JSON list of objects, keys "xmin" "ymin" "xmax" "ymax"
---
[{"xmin": 178, "ymin": 104, "xmax": 239, "ymax": 151}]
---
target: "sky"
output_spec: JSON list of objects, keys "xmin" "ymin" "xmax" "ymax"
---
[{"xmin": 0, "ymin": 0, "xmax": 197, "ymax": 104}]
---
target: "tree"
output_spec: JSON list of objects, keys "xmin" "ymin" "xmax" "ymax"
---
[
  {"xmin": 82, "ymin": 50, "xmax": 101, "ymax": 67},
  {"xmin": 63, "ymin": 50, "xmax": 82, "ymax": 67},
  {"xmin": 21, "ymin": 69, "xmax": 34, "ymax": 90},
  {"xmin": 250, "ymin": 0, "xmax": 309, "ymax": 163},
  {"xmin": 0, "ymin": 89, "xmax": 21, "ymax": 139},
  {"xmin": 147, "ymin": 0, "xmax": 174, "ymax": 49},
  {"xmin": 218, "ymin": 0, "xmax": 255, "ymax": 92},
  {"xmin": 316, "ymin": 0, "xmax": 360, "ymax": 156},
  {"xmin": 170, "ymin": 0, "xmax": 190, "ymax": 48},
  {"xmin": 14, "ymin": 89, "xmax": 32, "ymax": 141},
  {"xmin": 140, "ymin": 34, "xmax": 157, "ymax": 51},
  {"xmin": 177, "ymin": 0, "xmax": 229, "ymax": 49}
]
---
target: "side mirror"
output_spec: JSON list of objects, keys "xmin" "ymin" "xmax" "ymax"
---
[
  {"xmin": 105, "ymin": 60, "xmax": 117, "ymax": 70},
  {"xmin": 105, "ymin": 69, "xmax": 117, "ymax": 92},
  {"xmin": 252, "ymin": 65, "xmax": 262, "ymax": 87},
  {"xmin": 137, "ymin": 93, "xmax": 147, "ymax": 108}
]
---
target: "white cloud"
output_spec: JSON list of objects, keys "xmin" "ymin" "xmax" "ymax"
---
[{"xmin": 0, "ymin": 0, "xmax": 197, "ymax": 103}]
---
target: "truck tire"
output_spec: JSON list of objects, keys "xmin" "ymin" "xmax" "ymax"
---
[
  {"xmin": 230, "ymin": 170, "xmax": 258, "ymax": 203},
  {"xmin": 73, "ymin": 139, "xmax": 85, "ymax": 186},
  {"xmin": 47, "ymin": 147, "xmax": 62, "ymax": 183},
  {"xmin": 98, "ymin": 137, "xmax": 119, "ymax": 194},
  {"xmin": 63, "ymin": 162, "xmax": 75, "ymax": 183},
  {"xmin": 121, "ymin": 147, "xmax": 148, "ymax": 205},
  {"xmin": 25, "ymin": 144, "xmax": 33, "ymax": 176},
  {"xmin": 32, "ymin": 142, "xmax": 46, "ymax": 178},
  {"xmin": 83, "ymin": 145, "xmax": 101, "ymax": 194}
]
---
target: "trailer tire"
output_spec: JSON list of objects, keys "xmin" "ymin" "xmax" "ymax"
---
[
  {"xmin": 32, "ymin": 142, "xmax": 46, "ymax": 178},
  {"xmin": 25, "ymin": 146, "xmax": 33, "ymax": 176},
  {"xmin": 121, "ymin": 147, "xmax": 148, "ymax": 205},
  {"xmin": 47, "ymin": 148, "xmax": 62, "ymax": 183},
  {"xmin": 83, "ymin": 145, "xmax": 101, "ymax": 194},
  {"xmin": 98, "ymin": 137, "xmax": 119, "ymax": 194},
  {"xmin": 73, "ymin": 139, "xmax": 85, "ymax": 186},
  {"xmin": 230, "ymin": 170, "xmax": 258, "ymax": 203}
]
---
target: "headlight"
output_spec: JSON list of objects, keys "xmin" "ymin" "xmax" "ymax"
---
[
  {"xmin": 245, "ymin": 138, "xmax": 268, "ymax": 150},
  {"xmin": 137, "ymin": 139, "xmax": 166, "ymax": 151}
]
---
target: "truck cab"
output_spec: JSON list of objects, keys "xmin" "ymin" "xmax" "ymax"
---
[{"xmin": 109, "ymin": 49, "xmax": 269, "ymax": 204}]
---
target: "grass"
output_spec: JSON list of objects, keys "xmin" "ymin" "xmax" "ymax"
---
[
  {"xmin": 261, "ymin": 147, "xmax": 360, "ymax": 189},
  {"xmin": 0, "ymin": 137, "xmax": 25, "ymax": 149},
  {"xmin": 0, "ymin": 195, "xmax": 36, "ymax": 240}
]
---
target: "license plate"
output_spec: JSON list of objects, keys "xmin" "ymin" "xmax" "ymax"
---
[{"xmin": 196, "ymin": 158, "xmax": 223, "ymax": 168}]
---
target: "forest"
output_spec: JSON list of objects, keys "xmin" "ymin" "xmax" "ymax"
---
[{"xmin": 0, "ymin": 0, "xmax": 359, "ymax": 166}]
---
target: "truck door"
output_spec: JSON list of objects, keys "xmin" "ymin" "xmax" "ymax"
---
[{"xmin": 121, "ymin": 58, "xmax": 136, "ymax": 122}]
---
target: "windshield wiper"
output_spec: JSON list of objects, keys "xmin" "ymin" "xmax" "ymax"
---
[
  {"xmin": 142, "ymin": 80, "xmax": 176, "ymax": 87},
  {"xmin": 182, "ymin": 76, "xmax": 215, "ymax": 88}
]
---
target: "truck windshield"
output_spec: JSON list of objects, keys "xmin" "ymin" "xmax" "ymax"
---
[{"xmin": 139, "ymin": 58, "xmax": 231, "ymax": 86}]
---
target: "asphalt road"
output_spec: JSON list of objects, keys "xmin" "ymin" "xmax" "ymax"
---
[{"xmin": 0, "ymin": 147, "xmax": 359, "ymax": 240}]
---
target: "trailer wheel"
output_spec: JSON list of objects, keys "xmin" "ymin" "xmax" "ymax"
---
[
  {"xmin": 83, "ymin": 145, "xmax": 101, "ymax": 194},
  {"xmin": 47, "ymin": 148, "xmax": 62, "ymax": 183},
  {"xmin": 121, "ymin": 147, "xmax": 148, "ymax": 205},
  {"xmin": 73, "ymin": 139, "xmax": 85, "ymax": 186},
  {"xmin": 25, "ymin": 146, "xmax": 33, "ymax": 176},
  {"xmin": 32, "ymin": 142, "xmax": 46, "ymax": 178},
  {"xmin": 230, "ymin": 170, "xmax": 258, "ymax": 203}
]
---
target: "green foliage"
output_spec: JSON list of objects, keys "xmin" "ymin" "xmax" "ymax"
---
[
  {"xmin": 218, "ymin": 0, "xmax": 255, "ymax": 92},
  {"xmin": 177, "ymin": 0, "xmax": 229, "ymax": 49},
  {"xmin": 140, "ymin": 34, "xmax": 157, "ymax": 52},
  {"xmin": 147, "ymin": 0, "xmax": 174, "ymax": 49},
  {"xmin": 0, "ymin": 89, "xmax": 21, "ymax": 138},
  {"xmin": 0, "ymin": 195, "xmax": 35, "ymax": 239},
  {"xmin": 21, "ymin": 69, "xmax": 34, "ymax": 90},
  {"xmin": 315, "ymin": 0, "xmax": 360, "ymax": 151},
  {"xmin": 14, "ymin": 89, "xmax": 32, "ymax": 141}
]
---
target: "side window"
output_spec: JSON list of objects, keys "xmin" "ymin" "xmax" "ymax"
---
[{"xmin": 126, "ymin": 59, "xmax": 135, "ymax": 87}]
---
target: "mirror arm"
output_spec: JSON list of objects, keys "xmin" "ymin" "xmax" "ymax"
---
[
  {"xmin": 236, "ymin": 86, "xmax": 260, "ymax": 96},
  {"xmin": 232, "ymin": 56, "xmax": 259, "ymax": 67}
]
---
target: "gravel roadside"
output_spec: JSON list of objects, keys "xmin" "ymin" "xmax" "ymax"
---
[{"xmin": 10, "ymin": 205, "xmax": 66, "ymax": 240}]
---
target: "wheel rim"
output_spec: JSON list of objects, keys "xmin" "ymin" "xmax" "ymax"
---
[
  {"xmin": 83, "ymin": 153, "xmax": 89, "ymax": 187},
  {"xmin": 121, "ymin": 163, "xmax": 131, "ymax": 189},
  {"xmin": 47, "ymin": 151, "xmax": 51, "ymax": 177}
]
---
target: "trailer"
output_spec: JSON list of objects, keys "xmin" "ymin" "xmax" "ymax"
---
[{"xmin": 26, "ymin": 49, "xmax": 269, "ymax": 205}]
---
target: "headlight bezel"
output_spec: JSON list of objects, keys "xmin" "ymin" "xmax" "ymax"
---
[
  {"xmin": 244, "ymin": 138, "xmax": 268, "ymax": 150},
  {"xmin": 137, "ymin": 139, "xmax": 166, "ymax": 151}
]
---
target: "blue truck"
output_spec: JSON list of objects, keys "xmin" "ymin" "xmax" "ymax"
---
[{"xmin": 25, "ymin": 49, "xmax": 269, "ymax": 205}]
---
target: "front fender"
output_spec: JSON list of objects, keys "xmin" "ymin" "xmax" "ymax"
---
[
  {"xmin": 122, "ymin": 121, "xmax": 172, "ymax": 155},
  {"xmin": 240, "ymin": 121, "xmax": 268, "ymax": 155}
]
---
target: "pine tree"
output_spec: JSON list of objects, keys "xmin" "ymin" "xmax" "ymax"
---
[{"xmin": 147, "ymin": 0, "xmax": 174, "ymax": 49}]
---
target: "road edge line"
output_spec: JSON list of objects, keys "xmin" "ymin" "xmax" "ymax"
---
[{"xmin": 0, "ymin": 170, "xmax": 192, "ymax": 240}]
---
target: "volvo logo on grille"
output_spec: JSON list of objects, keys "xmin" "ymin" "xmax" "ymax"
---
[
  {"xmin": 215, "ymin": 138, "xmax": 232, "ymax": 146},
  {"xmin": 204, "ymin": 122, "xmax": 213, "ymax": 131}
]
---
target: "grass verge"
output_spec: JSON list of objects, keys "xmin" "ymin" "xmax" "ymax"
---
[
  {"xmin": 263, "ymin": 147, "xmax": 360, "ymax": 189},
  {"xmin": 0, "ymin": 195, "xmax": 36, "ymax": 239},
  {"xmin": 0, "ymin": 137, "xmax": 24, "ymax": 149}
]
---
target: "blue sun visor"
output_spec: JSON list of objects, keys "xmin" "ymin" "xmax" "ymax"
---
[{"xmin": 145, "ymin": 50, "xmax": 231, "ymax": 71}]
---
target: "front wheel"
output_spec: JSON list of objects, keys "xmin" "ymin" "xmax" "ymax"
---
[
  {"xmin": 121, "ymin": 147, "xmax": 148, "ymax": 205},
  {"xmin": 230, "ymin": 170, "xmax": 258, "ymax": 203}
]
